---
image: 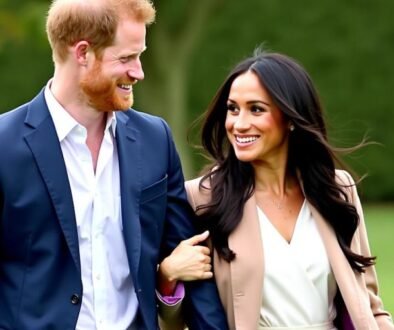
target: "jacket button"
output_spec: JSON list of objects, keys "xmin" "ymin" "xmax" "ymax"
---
[{"xmin": 70, "ymin": 294, "xmax": 80, "ymax": 305}]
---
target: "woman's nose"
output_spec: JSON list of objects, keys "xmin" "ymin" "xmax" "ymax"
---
[{"xmin": 234, "ymin": 111, "xmax": 251, "ymax": 130}]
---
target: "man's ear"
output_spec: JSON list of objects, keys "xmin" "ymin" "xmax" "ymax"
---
[{"xmin": 74, "ymin": 41, "xmax": 90, "ymax": 66}]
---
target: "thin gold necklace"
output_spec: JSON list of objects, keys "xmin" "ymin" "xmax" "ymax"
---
[{"xmin": 255, "ymin": 188, "xmax": 288, "ymax": 210}]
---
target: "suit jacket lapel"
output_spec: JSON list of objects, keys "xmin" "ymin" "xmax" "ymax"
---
[
  {"xmin": 23, "ymin": 90, "xmax": 80, "ymax": 273},
  {"xmin": 115, "ymin": 112, "xmax": 142, "ymax": 282}
]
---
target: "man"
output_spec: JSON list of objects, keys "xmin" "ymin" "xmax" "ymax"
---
[{"xmin": 0, "ymin": 0, "xmax": 228, "ymax": 329}]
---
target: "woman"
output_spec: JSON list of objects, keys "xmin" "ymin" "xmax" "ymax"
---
[{"xmin": 158, "ymin": 49, "xmax": 394, "ymax": 330}]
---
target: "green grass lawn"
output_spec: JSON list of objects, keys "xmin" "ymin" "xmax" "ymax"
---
[{"xmin": 364, "ymin": 204, "xmax": 394, "ymax": 315}]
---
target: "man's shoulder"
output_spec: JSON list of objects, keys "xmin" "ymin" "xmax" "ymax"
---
[
  {"xmin": 0, "ymin": 103, "xmax": 29, "ymax": 128},
  {"xmin": 117, "ymin": 108, "xmax": 167, "ymax": 128},
  {"xmin": 0, "ymin": 89, "xmax": 45, "ymax": 129},
  {"xmin": 116, "ymin": 109, "xmax": 172, "ymax": 141}
]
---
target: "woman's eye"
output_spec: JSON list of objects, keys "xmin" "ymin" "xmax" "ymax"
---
[
  {"xmin": 227, "ymin": 104, "xmax": 238, "ymax": 112},
  {"xmin": 251, "ymin": 105, "xmax": 264, "ymax": 113}
]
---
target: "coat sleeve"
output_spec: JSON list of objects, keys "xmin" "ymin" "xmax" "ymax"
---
[
  {"xmin": 341, "ymin": 170, "xmax": 394, "ymax": 329},
  {"xmin": 158, "ymin": 121, "xmax": 228, "ymax": 330},
  {"xmin": 157, "ymin": 180, "xmax": 195, "ymax": 330}
]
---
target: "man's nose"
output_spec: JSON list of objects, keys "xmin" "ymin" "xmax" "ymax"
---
[{"xmin": 127, "ymin": 59, "xmax": 144, "ymax": 82}]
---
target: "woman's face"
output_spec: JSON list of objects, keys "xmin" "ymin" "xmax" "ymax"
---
[{"xmin": 225, "ymin": 70, "xmax": 290, "ymax": 166}]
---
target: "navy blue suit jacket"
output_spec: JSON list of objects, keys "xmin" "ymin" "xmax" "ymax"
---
[{"xmin": 0, "ymin": 90, "xmax": 228, "ymax": 330}]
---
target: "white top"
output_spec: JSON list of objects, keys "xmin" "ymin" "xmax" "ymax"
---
[
  {"xmin": 257, "ymin": 201, "xmax": 337, "ymax": 329},
  {"xmin": 45, "ymin": 82, "xmax": 138, "ymax": 330}
]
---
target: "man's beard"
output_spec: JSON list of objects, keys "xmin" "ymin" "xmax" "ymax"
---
[{"xmin": 79, "ymin": 59, "xmax": 134, "ymax": 112}]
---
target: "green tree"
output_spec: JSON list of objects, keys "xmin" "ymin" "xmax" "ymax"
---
[
  {"xmin": 135, "ymin": 0, "xmax": 224, "ymax": 178},
  {"xmin": 0, "ymin": 0, "xmax": 52, "ymax": 112}
]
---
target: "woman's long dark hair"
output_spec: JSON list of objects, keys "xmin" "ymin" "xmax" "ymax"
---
[{"xmin": 196, "ymin": 48, "xmax": 375, "ymax": 273}]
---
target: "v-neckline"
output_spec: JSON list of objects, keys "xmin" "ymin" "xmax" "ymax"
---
[{"xmin": 257, "ymin": 199, "xmax": 306, "ymax": 245}]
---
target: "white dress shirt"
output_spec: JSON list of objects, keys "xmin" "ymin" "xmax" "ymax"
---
[
  {"xmin": 45, "ymin": 82, "xmax": 138, "ymax": 330},
  {"xmin": 257, "ymin": 201, "xmax": 337, "ymax": 329}
]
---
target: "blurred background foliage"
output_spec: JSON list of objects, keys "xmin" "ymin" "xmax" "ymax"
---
[{"xmin": 1, "ymin": 0, "xmax": 394, "ymax": 202}]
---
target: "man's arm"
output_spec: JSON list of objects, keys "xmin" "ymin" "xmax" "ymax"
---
[{"xmin": 160, "ymin": 119, "xmax": 228, "ymax": 329}]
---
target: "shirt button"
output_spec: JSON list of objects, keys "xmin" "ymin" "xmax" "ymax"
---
[{"xmin": 70, "ymin": 294, "xmax": 80, "ymax": 305}]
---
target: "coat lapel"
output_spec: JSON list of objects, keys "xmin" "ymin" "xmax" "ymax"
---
[
  {"xmin": 115, "ymin": 112, "xmax": 142, "ymax": 282},
  {"xmin": 309, "ymin": 202, "xmax": 376, "ymax": 330},
  {"xmin": 189, "ymin": 179, "xmax": 264, "ymax": 329},
  {"xmin": 228, "ymin": 195, "xmax": 264, "ymax": 329},
  {"xmin": 23, "ymin": 91, "xmax": 80, "ymax": 273}
]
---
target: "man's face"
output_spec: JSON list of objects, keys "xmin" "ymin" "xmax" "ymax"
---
[{"xmin": 79, "ymin": 17, "xmax": 146, "ymax": 112}]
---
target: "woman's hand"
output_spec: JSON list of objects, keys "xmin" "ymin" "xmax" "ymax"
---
[
  {"xmin": 157, "ymin": 231, "xmax": 212, "ymax": 295},
  {"xmin": 161, "ymin": 230, "xmax": 212, "ymax": 281}
]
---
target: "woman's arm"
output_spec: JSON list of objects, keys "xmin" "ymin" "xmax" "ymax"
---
[
  {"xmin": 157, "ymin": 230, "xmax": 213, "ymax": 295},
  {"xmin": 341, "ymin": 170, "xmax": 394, "ymax": 329},
  {"xmin": 351, "ymin": 185, "xmax": 394, "ymax": 329}
]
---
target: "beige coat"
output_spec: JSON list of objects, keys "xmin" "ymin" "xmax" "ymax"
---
[{"xmin": 160, "ymin": 170, "xmax": 393, "ymax": 330}]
